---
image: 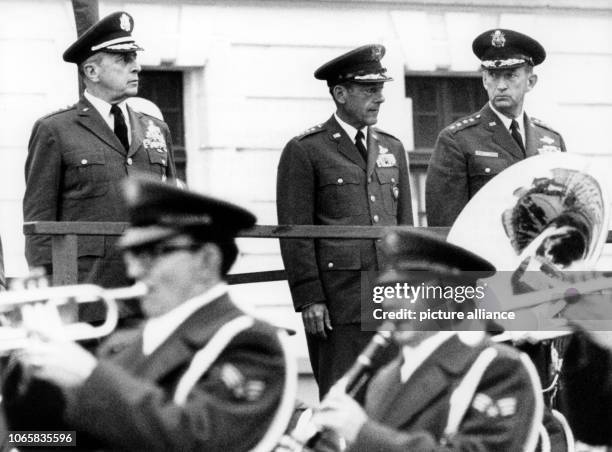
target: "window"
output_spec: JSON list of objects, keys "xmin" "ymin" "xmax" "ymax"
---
[
  {"xmin": 405, "ymin": 74, "xmax": 488, "ymax": 150},
  {"xmin": 405, "ymin": 74, "xmax": 488, "ymax": 226},
  {"xmin": 137, "ymin": 71, "xmax": 187, "ymax": 181}
]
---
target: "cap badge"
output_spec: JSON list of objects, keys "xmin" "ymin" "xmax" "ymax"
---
[
  {"xmin": 491, "ymin": 30, "xmax": 506, "ymax": 48},
  {"xmin": 120, "ymin": 13, "xmax": 131, "ymax": 32},
  {"xmin": 371, "ymin": 46, "xmax": 382, "ymax": 60}
]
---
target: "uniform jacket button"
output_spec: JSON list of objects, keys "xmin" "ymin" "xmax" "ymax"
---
[
  {"xmin": 370, "ymin": 195, "xmax": 376, "ymax": 202},
  {"xmin": 484, "ymin": 167, "xmax": 491, "ymax": 173},
  {"xmin": 328, "ymin": 262, "xmax": 334, "ymax": 268},
  {"xmin": 373, "ymin": 215, "xmax": 379, "ymax": 223},
  {"xmin": 81, "ymin": 159, "xmax": 88, "ymax": 165},
  {"xmin": 337, "ymin": 178, "xmax": 343, "ymax": 184},
  {"xmin": 126, "ymin": 157, "xmax": 133, "ymax": 165}
]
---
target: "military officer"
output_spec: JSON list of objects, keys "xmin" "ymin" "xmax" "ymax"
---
[
  {"xmin": 312, "ymin": 229, "xmax": 543, "ymax": 452},
  {"xmin": 4, "ymin": 177, "xmax": 294, "ymax": 451},
  {"xmin": 276, "ymin": 44, "xmax": 413, "ymax": 398},
  {"xmin": 23, "ymin": 11, "xmax": 177, "ymax": 306},
  {"xmin": 426, "ymin": 29, "xmax": 566, "ymax": 227}
]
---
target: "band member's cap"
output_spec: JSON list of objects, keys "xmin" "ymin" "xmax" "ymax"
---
[
  {"xmin": 378, "ymin": 228, "xmax": 496, "ymax": 283},
  {"xmin": 118, "ymin": 176, "xmax": 256, "ymax": 250},
  {"xmin": 472, "ymin": 29, "xmax": 546, "ymax": 70},
  {"xmin": 314, "ymin": 44, "xmax": 393, "ymax": 87},
  {"xmin": 63, "ymin": 11, "xmax": 143, "ymax": 64}
]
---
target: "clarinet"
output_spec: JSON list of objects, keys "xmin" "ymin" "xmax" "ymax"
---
[{"xmin": 278, "ymin": 321, "xmax": 396, "ymax": 452}]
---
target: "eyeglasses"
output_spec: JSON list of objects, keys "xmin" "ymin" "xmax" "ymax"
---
[{"xmin": 126, "ymin": 242, "xmax": 202, "ymax": 258}]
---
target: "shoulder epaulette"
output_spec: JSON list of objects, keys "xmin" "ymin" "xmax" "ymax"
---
[
  {"xmin": 41, "ymin": 103, "xmax": 76, "ymax": 119},
  {"xmin": 296, "ymin": 123, "xmax": 325, "ymax": 140},
  {"xmin": 448, "ymin": 113, "xmax": 482, "ymax": 133},
  {"xmin": 372, "ymin": 128, "xmax": 400, "ymax": 142},
  {"xmin": 530, "ymin": 117, "xmax": 559, "ymax": 134}
]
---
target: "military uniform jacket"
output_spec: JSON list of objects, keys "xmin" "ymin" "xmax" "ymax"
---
[
  {"xmin": 426, "ymin": 103, "xmax": 566, "ymax": 226},
  {"xmin": 23, "ymin": 97, "xmax": 177, "ymax": 269},
  {"xmin": 277, "ymin": 115, "xmax": 413, "ymax": 324},
  {"xmin": 59, "ymin": 293, "xmax": 288, "ymax": 451},
  {"xmin": 350, "ymin": 335, "xmax": 542, "ymax": 452}
]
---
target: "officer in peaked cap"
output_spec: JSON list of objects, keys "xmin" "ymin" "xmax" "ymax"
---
[
  {"xmin": 426, "ymin": 28, "xmax": 566, "ymax": 227},
  {"xmin": 311, "ymin": 228, "xmax": 542, "ymax": 451},
  {"xmin": 23, "ymin": 11, "xmax": 177, "ymax": 311},
  {"xmin": 5, "ymin": 177, "xmax": 294, "ymax": 451},
  {"xmin": 277, "ymin": 44, "xmax": 413, "ymax": 399}
]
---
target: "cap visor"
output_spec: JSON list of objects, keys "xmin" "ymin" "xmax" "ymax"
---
[{"xmin": 118, "ymin": 226, "xmax": 178, "ymax": 250}]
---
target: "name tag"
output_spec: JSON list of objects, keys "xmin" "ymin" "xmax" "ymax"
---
[{"xmin": 475, "ymin": 150, "xmax": 499, "ymax": 158}]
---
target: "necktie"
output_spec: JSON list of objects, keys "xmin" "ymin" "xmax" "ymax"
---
[
  {"xmin": 355, "ymin": 130, "xmax": 368, "ymax": 160},
  {"xmin": 111, "ymin": 104, "xmax": 129, "ymax": 151},
  {"xmin": 510, "ymin": 119, "xmax": 525, "ymax": 155}
]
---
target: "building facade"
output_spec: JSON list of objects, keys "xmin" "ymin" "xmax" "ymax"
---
[{"xmin": 2, "ymin": 0, "xmax": 612, "ymax": 371}]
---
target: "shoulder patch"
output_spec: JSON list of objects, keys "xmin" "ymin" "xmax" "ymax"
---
[
  {"xmin": 530, "ymin": 117, "xmax": 560, "ymax": 134},
  {"xmin": 448, "ymin": 113, "xmax": 481, "ymax": 134},
  {"xmin": 41, "ymin": 103, "xmax": 77, "ymax": 119},
  {"xmin": 297, "ymin": 123, "xmax": 325, "ymax": 140}
]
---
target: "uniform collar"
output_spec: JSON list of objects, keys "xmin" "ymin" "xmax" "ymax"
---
[
  {"xmin": 142, "ymin": 283, "xmax": 228, "ymax": 355},
  {"xmin": 488, "ymin": 101, "xmax": 525, "ymax": 131},
  {"xmin": 334, "ymin": 112, "xmax": 367, "ymax": 142},
  {"xmin": 84, "ymin": 90, "xmax": 130, "ymax": 128},
  {"xmin": 400, "ymin": 330, "xmax": 485, "ymax": 382}
]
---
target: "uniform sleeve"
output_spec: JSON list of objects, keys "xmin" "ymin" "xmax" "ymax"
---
[
  {"xmin": 276, "ymin": 139, "xmax": 326, "ymax": 311},
  {"xmin": 350, "ymin": 354, "xmax": 540, "ymax": 452},
  {"xmin": 23, "ymin": 119, "xmax": 62, "ymax": 267},
  {"xmin": 562, "ymin": 333, "xmax": 612, "ymax": 445},
  {"xmin": 65, "ymin": 337, "xmax": 286, "ymax": 452},
  {"xmin": 395, "ymin": 141, "xmax": 413, "ymax": 226},
  {"xmin": 425, "ymin": 130, "xmax": 469, "ymax": 227}
]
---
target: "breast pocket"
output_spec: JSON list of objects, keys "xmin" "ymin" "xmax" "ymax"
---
[
  {"xmin": 468, "ymin": 156, "xmax": 510, "ymax": 197},
  {"xmin": 63, "ymin": 151, "xmax": 109, "ymax": 199},
  {"xmin": 317, "ymin": 167, "xmax": 366, "ymax": 218},
  {"xmin": 375, "ymin": 166, "xmax": 400, "ymax": 215}
]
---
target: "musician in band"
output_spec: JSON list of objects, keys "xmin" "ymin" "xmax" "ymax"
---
[
  {"xmin": 561, "ymin": 291, "xmax": 612, "ymax": 447},
  {"xmin": 426, "ymin": 29, "xmax": 566, "ymax": 227},
  {"xmin": 311, "ymin": 229, "xmax": 543, "ymax": 451},
  {"xmin": 2, "ymin": 177, "xmax": 293, "ymax": 451}
]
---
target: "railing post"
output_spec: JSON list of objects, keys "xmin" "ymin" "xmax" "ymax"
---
[{"xmin": 51, "ymin": 234, "xmax": 78, "ymax": 286}]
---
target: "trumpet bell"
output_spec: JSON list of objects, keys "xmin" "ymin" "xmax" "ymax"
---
[{"xmin": 448, "ymin": 153, "xmax": 610, "ymax": 272}]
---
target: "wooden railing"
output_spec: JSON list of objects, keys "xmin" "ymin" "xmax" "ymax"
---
[{"xmin": 23, "ymin": 222, "xmax": 453, "ymax": 286}]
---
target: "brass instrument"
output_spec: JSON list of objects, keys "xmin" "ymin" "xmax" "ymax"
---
[
  {"xmin": 0, "ymin": 283, "xmax": 147, "ymax": 351},
  {"xmin": 447, "ymin": 153, "xmax": 610, "ymax": 445},
  {"xmin": 278, "ymin": 321, "xmax": 395, "ymax": 452}
]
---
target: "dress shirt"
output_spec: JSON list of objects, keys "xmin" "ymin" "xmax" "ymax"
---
[
  {"xmin": 489, "ymin": 102, "xmax": 525, "ymax": 148},
  {"xmin": 334, "ymin": 113, "xmax": 367, "ymax": 150},
  {"xmin": 142, "ymin": 283, "xmax": 228, "ymax": 355},
  {"xmin": 84, "ymin": 90, "xmax": 131, "ymax": 144},
  {"xmin": 401, "ymin": 330, "xmax": 485, "ymax": 383}
]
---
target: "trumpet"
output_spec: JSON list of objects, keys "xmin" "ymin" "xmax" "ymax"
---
[{"xmin": 0, "ymin": 283, "xmax": 148, "ymax": 351}]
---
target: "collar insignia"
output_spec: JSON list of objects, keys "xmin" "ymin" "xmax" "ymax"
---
[{"xmin": 540, "ymin": 135, "xmax": 555, "ymax": 145}]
